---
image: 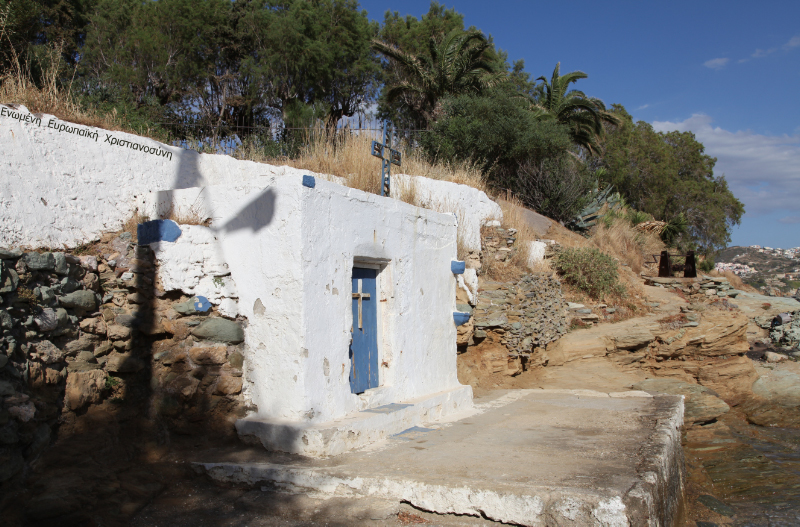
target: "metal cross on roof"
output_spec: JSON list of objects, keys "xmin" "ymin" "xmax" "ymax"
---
[{"xmin": 371, "ymin": 121, "xmax": 401, "ymax": 197}]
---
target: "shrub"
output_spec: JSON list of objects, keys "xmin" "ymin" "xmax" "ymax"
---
[{"xmin": 554, "ymin": 247, "xmax": 625, "ymax": 300}]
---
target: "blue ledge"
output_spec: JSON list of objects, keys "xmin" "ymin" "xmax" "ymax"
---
[
  {"xmin": 451, "ymin": 260, "xmax": 466, "ymax": 275},
  {"xmin": 453, "ymin": 311, "xmax": 472, "ymax": 326},
  {"xmin": 302, "ymin": 175, "xmax": 316, "ymax": 188},
  {"xmin": 137, "ymin": 219, "xmax": 182, "ymax": 245},
  {"xmin": 193, "ymin": 295, "xmax": 212, "ymax": 313}
]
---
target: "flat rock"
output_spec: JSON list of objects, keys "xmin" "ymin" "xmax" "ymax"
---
[
  {"xmin": 59, "ymin": 290, "xmax": 97, "ymax": 310},
  {"xmin": 0, "ymin": 248, "xmax": 22, "ymax": 259},
  {"xmin": 105, "ymin": 352, "xmax": 145, "ymax": 373},
  {"xmin": 752, "ymin": 362, "xmax": 800, "ymax": 407},
  {"xmin": 191, "ymin": 318, "xmax": 244, "ymax": 344},
  {"xmin": 24, "ymin": 252, "xmax": 55, "ymax": 271}
]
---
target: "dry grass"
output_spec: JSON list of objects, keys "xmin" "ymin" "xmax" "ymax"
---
[
  {"xmin": 157, "ymin": 202, "xmax": 210, "ymax": 226},
  {"xmin": 247, "ymin": 128, "xmax": 487, "ymax": 195},
  {"xmin": 589, "ymin": 217, "xmax": 665, "ymax": 274},
  {"xmin": 0, "ymin": 15, "xmax": 149, "ymax": 137},
  {"xmin": 121, "ymin": 210, "xmax": 149, "ymax": 244}
]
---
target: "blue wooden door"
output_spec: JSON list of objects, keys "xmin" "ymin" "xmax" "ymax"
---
[{"xmin": 350, "ymin": 267, "xmax": 379, "ymax": 394}]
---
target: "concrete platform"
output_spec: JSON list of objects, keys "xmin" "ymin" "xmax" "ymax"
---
[
  {"xmin": 235, "ymin": 385, "xmax": 474, "ymax": 457},
  {"xmin": 203, "ymin": 389, "xmax": 685, "ymax": 526}
]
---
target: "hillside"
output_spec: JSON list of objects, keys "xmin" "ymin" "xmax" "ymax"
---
[{"xmin": 717, "ymin": 246, "xmax": 800, "ymax": 295}]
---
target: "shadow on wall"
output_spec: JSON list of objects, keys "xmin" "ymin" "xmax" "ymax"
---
[{"xmin": 220, "ymin": 188, "xmax": 276, "ymax": 234}]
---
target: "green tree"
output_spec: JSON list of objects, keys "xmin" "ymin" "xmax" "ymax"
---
[
  {"xmin": 422, "ymin": 89, "xmax": 590, "ymax": 221},
  {"xmin": 372, "ymin": 28, "xmax": 503, "ymax": 129},
  {"xmin": 532, "ymin": 62, "xmax": 619, "ymax": 154},
  {"xmin": 597, "ymin": 105, "xmax": 745, "ymax": 253},
  {"xmin": 236, "ymin": 0, "xmax": 380, "ymax": 130}
]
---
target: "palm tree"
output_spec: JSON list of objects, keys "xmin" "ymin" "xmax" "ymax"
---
[
  {"xmin": 532, "ymin": 63, "xmax": 620, "ymax": 154},
  {"xmin": 372, "ymin": 29, "xmax": 504, "ymax": 128}
]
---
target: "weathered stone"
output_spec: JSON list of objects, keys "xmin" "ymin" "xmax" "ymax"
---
[
  {"xmin": 697, "ymin": 495, "xmax": 734, "ymax": 517},
  {"xmin": 105, "ymin": 352, "xmax": 145, "ymax": 373},
  {"xmin": 53, "ymin": 252, "xmax": 68, "ymax": 275},
  {"xmin": 162, "ymin": 318, "xmax": 192, "ymax": 339},
  {"xmin": 0, "ymin": 354, "xmax": 7, "ymax": 369},
  {"xmin": 228, "ymin": 351, "xmax": 244, "ymax": 369},
  {"xmin": 106, "ymin": 324, "xmax": 132, "ymax": 340},
  {"xmin": 60, "ymin": 277, "xmax": 81, "ymax": 294},
  {"xmin": 214, "ymin": 375, "xmax": 243, "ymax": 395},
  {"xmin": 8, "ymin": 401, "xmax": 36, "ymax": 422},
  {"xmin": 34, "ymin": 308, "xmax": 58, "ymax": 332},
  {"xmin": 0, "ymin": 248, "xmax": 22, "ymax": 259},
  {"xmin": 0, "ymin": 309, "xmax": 12, "ymax": 330},
  {"xmin": 31, "ymin": 340, "xmax": 65, "ymax": 364},
  {"xmin": 191, "ymin": 318, "xmax": 244, "ymax": 344},
  {"xmin": 24, "ymin": 252, "xmax": 55, "ymax": 271},
  {"xmin": 67, "ymin": 361, "xmax": 102, "ymax": 372},
  {"xmin": 93, "ymin": 341, "xmax": 113, "ymax": 357},
  {"xmin": 79, "ymin": 255, "xmax": 98, "ymax": 271},
  {"xmin": 64, "ymin": 334, "xmax": 98, "ymax": 354},
  {"xmin": 114, "ymin": 314, "xmax": 138, "ymax": 328},
  {"xmin": 168, "ymin": 374, "xmax": 200, "ymax": 399},
  {"xmin": 127, "ymin": 292, "xmax": 147, "ymax": 304},
  {"xmin": 64, "ymin": 370, "xmax": 106, "ymax": 410},
  {"xmin": 764, "ymin": 351, "xmax": 788, "ymax": 363},
  {"xmin": 189, "ymin": 345, "xmax": 228, "ymax": 365},
  {"xmin": 59, "ymin": 290, "xmax": 96, "ymax": 310},
  {"xmin": 79, "ymin": 317, "xmax": 107, "ymax": 335}
]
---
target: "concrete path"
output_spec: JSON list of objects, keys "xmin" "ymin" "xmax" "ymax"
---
[{"xmin": 198, "ymin": 389, "xmax": 684, "ymax": 527}]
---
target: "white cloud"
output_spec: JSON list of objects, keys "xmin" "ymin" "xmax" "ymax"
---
[
  {"xmin": 704, "ymin": 57, "xmax": 729, "ymax": 70},
  {"xmin": 636, "ymin": 104, "xmax": 650, "ymax": 110},
  {"xmin": 779, "ymin": 216, "xmax": 800, "ymax": 224},
  {"xmin": 784, "ymin": 35, "xmax": 800, "ymax": 50},
  {"xmin": 653, "ymin": 114, "xmax": 800, "ymax": 217}
]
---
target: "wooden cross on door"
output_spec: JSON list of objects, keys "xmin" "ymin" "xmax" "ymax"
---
[
  {"xmin": 352, "ymin": 278, "xmax": 371, "ymax": 329},
  {"xmin": 371, "ymin": 121, "xmax": 402, "ymax": 197}
]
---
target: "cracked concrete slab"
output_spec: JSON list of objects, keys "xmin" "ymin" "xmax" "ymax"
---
[{"xmin": 198, "ymin": 389, "xmax": 685, "ymax": 526}]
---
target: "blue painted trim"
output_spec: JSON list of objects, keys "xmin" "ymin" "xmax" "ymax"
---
[
  {"xmin": 137, "ymin": 219, "xmax": 182, "ymax": 245},
  {"xmin": 451, "ymin": 260, "xmax": 466, "ymax": 275},
  {"xmin": 302, "ymin": 175, "xmax": 316, "ymax": 188},
  {"xmin": 453, "ymin": 311, "xmax": 471, "ymax": 326},
  {"xmin": 193, "ymin": 295, "xmax": 212, "ymax": 313}
]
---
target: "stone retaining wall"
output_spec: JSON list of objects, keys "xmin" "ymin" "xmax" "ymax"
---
[{"xmin": 0, "ymin": 234, "xmax": 248, "ymax": 484}]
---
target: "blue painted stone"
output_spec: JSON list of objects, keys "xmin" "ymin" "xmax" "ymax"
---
[
  {"xmin": 302, "ymin": 175, "xmax": 316, "ymax": 188},
  {"xmin": 453, "ymin": 311, "xmax": 471, "ymax": 326},
  {"xmin": 137, "ymin": 219, "xmax": 182, "ymax": 245},
  {"xmin": 193, "ymin": 295, "xmax": 212, "ymax": 313},
  {"xmin": 393, "ymin": 426, "xmax": 434, "ymax": 441},
  {"xmin": 451, "ymin": 260, "xmax": 466, "ymax": 274}
]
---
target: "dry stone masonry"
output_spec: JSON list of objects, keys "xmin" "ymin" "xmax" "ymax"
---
[{"xmin": 0, "ymin": 235, "xmax": 248, "ymax": 484}]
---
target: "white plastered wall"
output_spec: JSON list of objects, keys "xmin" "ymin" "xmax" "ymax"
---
[
  {"xmin": 0, "ymin": 104, "xmax": 337, "ymax": 248},
  {"xmin": 300, "ymin": 180, "xmax": 462, "ymax": 423},
  {"xmin": 144, "ymin": 177, "xmax": 463, "ymax": 424}
]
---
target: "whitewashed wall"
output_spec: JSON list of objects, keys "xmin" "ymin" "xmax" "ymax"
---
[
  {"xmin": 145, "ymin": 177, "xmax": 465, "ymax": 423},
  {"xmin": 394, "ymin": 174, "xmax": 502, "ymax": 252},
  {"xmin": 0, "ymin": 104, "xmax": 336, "ymax": 248}
]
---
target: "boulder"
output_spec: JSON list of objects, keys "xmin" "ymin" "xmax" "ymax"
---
[
  {"xmin": 191, "ymin": 318, "xmax": 244, "ymax": 344},
  {"xmin": 764, "ymin": 351, "xmax": 788, "ymax": 363},
  {"xmin": 64, "ymin": 370, "xmax": 106, "ymax": 410},
  {"xmin": 106, "ymin": 324, "xmax": 132, "ymax": 340},
  {"xmin": 79, "ymin": 317, "xmax": 107, "ymax": 336},
  {"xmin": 59, "ymin": 290, "xmax": 96, "ymax": 311},
  {"xmin": 752, "ymin": 363, "xmax": 800, "ymax": 408}
]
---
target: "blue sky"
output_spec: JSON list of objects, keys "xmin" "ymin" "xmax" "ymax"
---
[{"xmin": 359, "ymin": 0, "xmax": 800, "ymax": 249}]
